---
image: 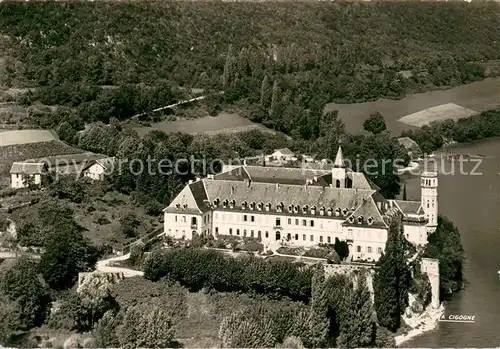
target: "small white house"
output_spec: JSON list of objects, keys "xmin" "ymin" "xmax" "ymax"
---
[
  {"xmin": 10, "ymin": 162, "xmax": 47, "ymax": 189},
  {"xmin": 81, "ymin": 157, "xmax": 116, "ymax": 181},
  {"xmin": 265, "ymin": 148, "xmax": 296, "ymax": 163}
]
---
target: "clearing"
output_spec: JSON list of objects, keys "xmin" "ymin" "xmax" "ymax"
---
[
  {"xmin": 398, "ymin": 103, "xmax": 478, "ymax": 127},
  {"xmin": 0, "ymin": 129, "xmax": 58, "ymax": 146},
  {"xmin": 135, "ymin": 112, "xmax": 276, "ymax": 137}
]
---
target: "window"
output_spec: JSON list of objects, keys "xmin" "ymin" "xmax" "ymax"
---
[
  {"xmin": 356, "ymin": 246, "xmax": 361, "ymax": 252},
  {"xmin": 203, "ymin": 216, "xmax": 206, "ymax": 224},
  {"xmin": 182, "ymin": 216, "xmax": 186, "ymax": 223},
  {"xmin": 377, "ymin": 247, "xmax": 382, "ymax": 254},
  {"xmin": 336, "ymin": 179, "xmax": 341, "ymax": 188},
  {"xmin": 176, "ymin": 203, "xmax": 180, "ymax": 209},
  {"xmin": 251, "ymin": 230, "xmax": 254, "ymax": 237},
  {"xmin": 303, "ymin": 234, "xmax": 306, "ymax": 241},
  {"xmin": 327, "ymin": 236, "xmax": 331, "ymax": 244},
  {"xmin": 367, "ymin": 217, "xmax": 374, "ymax": 225},
  {"xmin": 229, "ymin": 228, "xmax": 233, "ymax": 235},
  {"xmin": 276, "ymin": 218, "xmax": 281, "ymax": 226},
  {"xmin": 320, "ymin": 207, "xmax": 325, "ymax": 216},
  {"xmin": 302, "ymin": 219, "xmax": 306, "ymax": 226},
  {"xmin": 320, "ymin": 236, "xmax": 323, "ymax": 243},
  {"xmin": 327, "ymin": 208, "xmax": 333, "ymax": 216},
  {"xmin": 251, "ymin": 216, "xmax": 255, "ymax": 222},
  {"xmin": 288, "ymin": 205, "xmax": 293, "ymax": 213},
  {"xmin": 244, "ymin": 215, "xmax": 248, "ymax": 222},
  {"xmin": 175, "ymin": 215, "xmax": 178, "ymax": 222},
  {"xmin": 237, "ymin": 229, "xmax": 240, "ymax": 235},
  {"xmin": 288, "ymin": 218, "xmax": 292, "ymax": 225},
  {"xmin": 295, "ymin": 234, "xmax": 298, "ymax": 240},
  {"xmin": 215, "ymin": 227, "xmax": 219, "ymax": 233},
  {"xmin": 348, "ymin": 229, "xmax": 353, "ymax": 239},
  {"xmin": 357, "ymin": 216, "xmax": 363, "ymax": 224},
  {"xmin": 244, "ymin": 229, "xmax": 247, "ymax": 237},
  {"xmin": 310, "ymin": 235, "xmax": 314, "ymax": 242},
  {"xmin": 302, "ymin": 205, "xmax": 308, "ymax": 214},
  {"xmin": 367, "ymin": 246, "xmax": 372, "ymax": 253},
  {"xmin": 294, "ymin": 205, "xmax": 299, "ymax": 213},
  {"xmin": 427, "ymin": 203, "xmax": 429, "ymax": 208},
  {"xmin": 265, "ymin": 231, "xmax": 269, "ymax": 238},
  {"xmin": 277, "ymin": 203, "xmax": 284, "ymax": 212},
  {"xmin": 310, "ymin": 220, "xmax": 314, "ymax": 227},
  {"xmin": 295, "ymin": 219, "xmax": 299, "ymax": 225},
  {"xmin": 242, "ymin": 201, "xmax": 248, "ymax": 210},
  {"xmin": 266, "ymin": 203, "xmax": 271, "ymax": 212}
]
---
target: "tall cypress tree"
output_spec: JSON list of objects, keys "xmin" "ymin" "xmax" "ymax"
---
[
  {"xmin": 308, "ymin": 267, "xmax": 329, "ymax": 348},
  {"xmin": 260, "ymin": 75, "xmax": 271, "ymax": 108},
  {"xmin": 403, "ymin": 183, "xmax": 407, "ymax": 201},
  {"xmin": 373, "ymin": 212, "xmax": 411, "ymax": 332},
  {"xmin": 270, "ymin": 79, "xmax": 280, "ymax": 117}
]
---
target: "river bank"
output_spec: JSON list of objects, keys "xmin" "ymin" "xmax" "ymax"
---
[{"xmin": 395, "ymin": 303, "xmax": 445, "ymax": 347}]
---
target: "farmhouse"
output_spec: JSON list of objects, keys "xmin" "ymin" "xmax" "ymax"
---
[
  {"xmin": 163, "ymin": 147, "xmax": 438, "ymax": 262},
  {"xmin": 10, "ymin": 162, "xmax": 47, "ymax": 189},
  {"xmin": 81, "ymin": 157, "xmax": 117, "ymax": 181}
]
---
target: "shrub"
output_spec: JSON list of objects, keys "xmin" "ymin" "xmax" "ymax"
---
[
  {"xmin": 120, "ymin": 213, "xmax": 140, "ymax": 238},
  {"xmin": 303, "ymin": 248, "xmax": 330, "ymax": 259},
  {"xmin": 145, "ymin": 200, "xmax": 162, "ymax": 216}
]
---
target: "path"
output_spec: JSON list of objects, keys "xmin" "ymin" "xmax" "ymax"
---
[{"xmin": 95, "ymin": 253, "xmax": 144, "ymax": 277}]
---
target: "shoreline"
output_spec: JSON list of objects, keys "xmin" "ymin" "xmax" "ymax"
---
[{"xmin": 395, "ymin": 303, "xmax": 445, "ymax": 347}]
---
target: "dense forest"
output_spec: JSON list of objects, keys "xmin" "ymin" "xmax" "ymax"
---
[{"xmin": 0, "ymin": 2, "xmax": 499, "ymax": 131}]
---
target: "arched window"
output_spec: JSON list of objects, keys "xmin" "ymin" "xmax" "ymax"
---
[
  {"xmin": 336, "ymin": 179, "xmax": 341, "ymax": 188},
  {"xmin": 183, "ymin": 204, "xmax": 187, "ymax": 210},
  {"xmin": 311, "ymin": 206, "xmax": 316, "ymax": 215},
  {"xmin": 213, "ymin": 198, "xmax": 220, "ymax": 207},
  {"xmin": 327, "ymin": 208, "xmax": 333, "ymax": 216},
  {"xmin": 367, "ymin": 216, "xmax": 374, "ymax": 225},
  {"xmin": 250, "ymin": 202, "xmax": 256, "ymax": 210},
  {"xmin": 230, "ymin": 199, "xmax": 235, "ymax": 208},
  {"xmin": 258, "ymin": 202, "xmax": 264, "ymax": 211},
  {"xmin": 276, "ymin": 202, "xmax": 284, "ymax": 212},
  {"xmin": 288, "ymin": 205, "xmax": 293, "ymax": 213},
  {"xmin": 175, "ymin": 203, "xmax": 180, "ymax": 209},
  {"xmin": 223, "ymin": 199, "xmax": 229, "ymax": 208},
  {"xmin": 357, "ymin": 216, "xmax": 363, "ymax": 224},
  {"xmin": 266, "ymin": 203, "xmax": 271, "ymax": 212},
  {"xmin": 348, "ymin": 216, "xmax": 354, "ymax": 223},
  {"xmin": 302, "ymin": 205, "xmax": 309, "ymax": 214},
  {"xmin": 242, "ymin": 201, "xmax": 248, "ymax": 210},
  {"xmin": 342, "ymin": 208, "xmax": 348, "ymax": 216},
  {"xmin": 335, "ymin": 208, "xmax": 341, "ymax": 216}
]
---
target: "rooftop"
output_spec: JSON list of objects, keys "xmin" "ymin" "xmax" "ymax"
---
[{"xmin": 10, "ymin": 162, "xmax": 46, "ymax": 175}]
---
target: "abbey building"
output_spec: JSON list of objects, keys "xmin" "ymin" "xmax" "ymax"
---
[{"xmin": 163, "ymin": 147, "xmax": 438, "ymax": 261}]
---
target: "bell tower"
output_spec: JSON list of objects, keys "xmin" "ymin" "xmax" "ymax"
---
[
  {"xmin": 421, "ymin": 171, "xmax": 438, "ymax": 233},
  {"xmin": 332, "ymin": 146, "xmax": 346, "ymax": 188}
]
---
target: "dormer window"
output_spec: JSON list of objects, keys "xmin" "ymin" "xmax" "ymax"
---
[
  {"xmin": 335, "ymin": 208, "xmax": 341, "ymax": 217},
  {"xmin": 213, "ymin": 198, "xmax": 220, "ymax": 207},
  {"xmin": 367, "ymin": 216, "xmax": 374, "ymax": 225},
  {"xmin": 294, "ymin": 205, "xmax": 299, "ymax": 213},
  {"xmin": 223, "ymin": 199, "xmax": 229, "ymax": 208},
  {"xmin": 242, "ymin": 201, "xmax": 248, "ymax": 210},
  {"xmin": 183, "ymin": 204, "xmax": 188, "ymax": 210},
  {"xmin": 250, "ymin": 202, "xmax": 256, "ymax": 210},
  {"xmin": 311, "ymin": 206, "xmax": 316, "ymax": 215},
  {"xmin": 258, "ymin": 202, "xmax": 264, "ymax": 211},
  {"xmin": 276, "ymin": 202, "xmax": 284, "ymax": 212},
  {"xmin": 230, "ymin": 199, "xmax": 235, "ymax": 209},
  {"xmin": 302, "ymin": 205, "xmax": 308, "ymax": 214},
  {"xmin": 266, "ymin": 203, "xmax": 271, "ymax": 212},
  {"xmin": 175, "ymin": 203, "xmax": 180, "ymax": 209},
  {"xmin": 342, "ymin": 208, "xmax": 348, "ymax": 216},
  {"xmin": 327, "ymin": 208, "xmax": 333, "ymax": 216},
  {"xmin": 319, "ymin": 206, "xmax": 325, "ymax": 216},
  {"xmin": 357, "ymin": 216, "xmax": 363, "ymax": 224},
  {"xmin": 348, "ymin": 215, "xmax": 355, "ymax": 223},
  {"xmin": 288, "ymin": 205, "xmax": 293, "ymax": 213}
]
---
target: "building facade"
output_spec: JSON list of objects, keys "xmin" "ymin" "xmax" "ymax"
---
[
  {"xmin": 10, "ymin": 162, "xmax": 47, "ymax": 189},
  {"xmin": 81, "ymin": 157, "xmax": 116, "ymax": 181},
  {"xmin": 163, "ymin": 147, "xmax": 438, "ymax": 261}
]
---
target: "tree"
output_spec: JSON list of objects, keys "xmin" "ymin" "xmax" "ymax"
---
[
  {"xmin": 403, "ymin": 183, "xmax": 407, "ymax": 201},
  {"xmin": 373, "ymin": 213, "xmax": 411, "ymax": 331},
  {"xmin": 120, "ymin": 213, "xmax": 140, "ymax": 238},
  {"xmin": 92, "ymin": 311, "xmax": 121, "ymax": 348},
  {"xmin": 260, "ymin": 75, "xmax": 271, "ymax": 108},
  {"xmin": 118, "ymin": 306, "xmax": 176, "ymax": 349},
  {"xmin": 1, "ymin": 257, "xmax": 51, "ymax": 330},
  {"xmin": 0, "ymin": 294, "xmax": 22, "ymax": 346},
  {"xmin": 219, "ymin": 310, "xmax": 275, "ymax": 348},
  {"xmin": 270, "ymin": 79, "xmax": 280, "ymax": 117},
  {"xmin": 308, "ymin": 268, "xmax": 329, "ymax": 347},
  {"xmin": 363, "ymin": 111, "xmax": 387, "ymax": 134},
  {"xmin": 334, "ymin": 238, "xmax": 350, "ymax": 261},
  {"xmin": 39, "ymin": 224, "xmax": 99, "ymax": 290},
  {"xmin": 337, "ymin": 275, "xmax": 375, "ymax": 347},
  {"xmin": 424, "ymin": 216, "xmax": 464, "ymax": 298}
]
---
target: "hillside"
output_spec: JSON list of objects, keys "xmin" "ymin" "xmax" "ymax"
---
[{"xmin": 0, "ymin": 2, "xmax": 498, "ymax": 105}]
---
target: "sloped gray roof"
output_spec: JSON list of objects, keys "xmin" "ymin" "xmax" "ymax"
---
[
  {"xmin": 343, "ymin": 196, "xmax": 388, "ymax": 228},
  {"xmin": 10, "ymin": 162, "xmax": 46, "ymax": 174},
  {"xmin": 273, "ymin": 148, "xmax": 295, "ymax": 156},
  {"xmin": 392, "ymin": 200, "xmax": 424, "ymax": 215},
  {"xmin": 202, "ymin": 180, "xmax": 375, "ymax": 212}
]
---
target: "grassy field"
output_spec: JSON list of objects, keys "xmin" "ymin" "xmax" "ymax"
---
[
  {"xmin": 0, "ymin": 129, "xmax": 58, "ymax": 146},
  {"xmin": 135, "ymin": 112, "xmax": 276, "ymax": 137}
]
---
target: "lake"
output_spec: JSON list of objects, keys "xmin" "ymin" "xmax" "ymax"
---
[{"xmin": 401, "ymin": 137, "xmax": 500, "ymax": 347}]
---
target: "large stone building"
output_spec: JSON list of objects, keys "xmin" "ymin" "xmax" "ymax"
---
[{"xmin": 163, "ymin": 147, "xmax": 438, "ymax": 261}]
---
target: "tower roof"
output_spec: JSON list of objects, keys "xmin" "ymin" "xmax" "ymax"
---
[{"xmin": 334, "ymin": 146, "xmax": 344, "ymax": 168}]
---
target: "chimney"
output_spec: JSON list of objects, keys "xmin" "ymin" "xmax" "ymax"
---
[{"xmin": 188, "ymin": 180, "xmax": 193, "ymax": 184}]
